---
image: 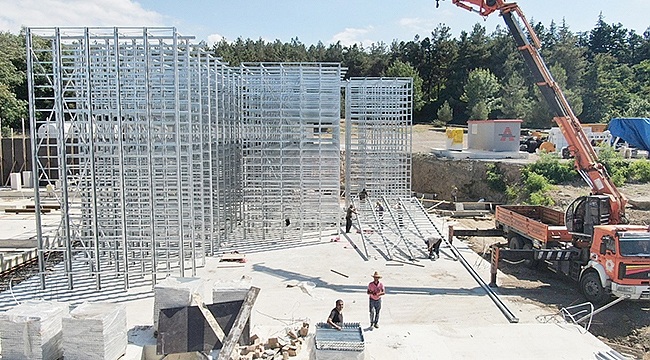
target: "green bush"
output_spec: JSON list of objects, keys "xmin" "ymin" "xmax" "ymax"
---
[
  {"xmin": 528, "ymin": 191, "xmax": 555, "ymax": 206},
  {"xmin": 526, "ymin": 153, "xmax": 578, "ymax": 184},
  {"xmin": 485, "ymin": 163, "xmax": 507, "ymax": 192},
  {"xmin": 506, "ymin": 168, "xmax": 554, "ymax": 205},
  {"xmin": 597, "ymin": 145, "xmax": 628, "ymax": 187},
  {"xmin": 505, "ymin": 185, "xmax": 520, "ymax": 202},
  {"xmin": 629, "ymin": 158, "xmax": 650, "ymax": 183},
  {"xmin": 1, "ymin": 126, "xmax": 11, "ymax": 138},
  {"xmin": 522, "ymin": 170, "xmax": 552, "ymax": 194}
]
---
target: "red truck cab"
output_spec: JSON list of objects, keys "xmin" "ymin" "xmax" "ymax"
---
[{"xmin": 583, "ymin": 225, "xmax": 650, "ymax": 302}]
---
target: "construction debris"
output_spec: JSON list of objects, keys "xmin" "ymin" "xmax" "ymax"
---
[
  {"xmin": 330, "ymin": 269, "xmax": 349, "ymax": 278},
  {"xmin": 220, "ymin": 252, "xmax": 247, "ymax": 263},
  {"xmin": 237, "ymin": 322, "xmax": 310, "ymax": 360}
]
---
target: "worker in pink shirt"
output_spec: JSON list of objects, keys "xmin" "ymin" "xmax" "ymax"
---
[{"xmin": 367, "ymin": 271, "xmax": 385, "ymax": 329}]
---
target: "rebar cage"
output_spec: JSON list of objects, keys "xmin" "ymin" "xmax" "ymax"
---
[{"xmin": 25, "ymin": 27, "xmax": 412, "ymax": 290}]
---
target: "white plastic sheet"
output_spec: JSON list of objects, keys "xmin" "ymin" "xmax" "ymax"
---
[
  {"xmin": 0, "ymin": 300, "xmax": 69, "ymax": 360},
  {"xmin": 62, "ymin": 302, "xmax": 127, "ymax": 360}
]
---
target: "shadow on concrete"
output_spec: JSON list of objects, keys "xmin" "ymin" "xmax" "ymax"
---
[
  {"xmin": 252, "ymin": 263, "xmax": 485, "ymax": 298},
  {"xmin": 0, "ymin": 259, "xmax": 154, "ymax": 311}
]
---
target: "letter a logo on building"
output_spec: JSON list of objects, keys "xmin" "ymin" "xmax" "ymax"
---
[{"xmin": 499, "ymin": 127, "xmax": 515, "ymax": 142}]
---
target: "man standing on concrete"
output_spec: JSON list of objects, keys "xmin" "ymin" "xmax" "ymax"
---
[
  {"xmin": 345, "ymin": 205, "xmax": 356, "ymax": 233},
  {"xmin": 327, "ymin": 299, "xmax": 344, "ymax": 331},
  {"xmin": 367, "ymin": 271, "xmax": 385, "ymax": 329}
]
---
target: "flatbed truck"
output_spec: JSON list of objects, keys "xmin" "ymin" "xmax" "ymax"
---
[{"xmin": 491, "ymin": 203, "xmax": 650, "ymax": 304}]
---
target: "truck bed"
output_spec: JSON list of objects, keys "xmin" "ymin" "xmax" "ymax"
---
[{"xmin": 495, "ymin": 205, "xmax": 573, "ymax": 246}]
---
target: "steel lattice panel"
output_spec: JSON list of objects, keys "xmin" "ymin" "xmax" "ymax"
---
[
  {"xmin": 26, "ymin": 28, "xmax": 410, "ymax": 290},
  {"xmin": 344, "ymin": 77, "xmax": 413, "ymax": 204},
  {"xmin": 26, "ymin": 27, "xmax": 218, "ymax": 289}
]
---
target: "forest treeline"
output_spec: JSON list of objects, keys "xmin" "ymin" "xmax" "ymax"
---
[{"xmin": 1, "ymin": 15, "xmax": 650, "ymax": 132}]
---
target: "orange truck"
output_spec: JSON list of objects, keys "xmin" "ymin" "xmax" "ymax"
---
[{"xmin": 493, "ymin": 203, "xmax": 650, "ymax": 304}]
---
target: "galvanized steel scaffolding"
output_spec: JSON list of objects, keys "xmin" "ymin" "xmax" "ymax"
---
[
  {"xmin": 344, "ymin": 77, "xmax": 413, "ymax": 205},
  {"xmin": 26, "ymin": 27, "xmax": 412, "ymax": 290}
]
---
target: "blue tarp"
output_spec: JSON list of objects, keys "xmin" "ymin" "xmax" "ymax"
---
[{"xmin": 608, "ymin": 118, "xmax": 650, "ymax": 151}]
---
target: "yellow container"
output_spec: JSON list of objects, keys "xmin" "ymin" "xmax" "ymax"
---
[{"xmin": 445, "ymin": 128, "xmax": 464, "ymax": 150}]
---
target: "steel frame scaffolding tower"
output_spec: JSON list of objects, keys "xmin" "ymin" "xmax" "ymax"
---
[
  {"xmin": 224, "ymin": 63, "xmax": 343, "ymax": 250},
  {"xmin": 26, "ymin": 27, "xmax": 410, "ymax": 290},
  {"xmin": 26, "ymin": 27, "xmax": 218, "ymax": 289},
  {"xmin": 344, "ymin": 78, "xmax": 413, "ymax": 204}
]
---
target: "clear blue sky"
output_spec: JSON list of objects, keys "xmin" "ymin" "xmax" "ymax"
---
[{"xmin": 1, "ymin": 0, "xmax": 649, "ymax": 46}]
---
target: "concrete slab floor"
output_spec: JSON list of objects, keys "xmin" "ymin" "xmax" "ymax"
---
[{"xmin": 0, "ymin": 227, "xmax": 618, "ymax": 360}]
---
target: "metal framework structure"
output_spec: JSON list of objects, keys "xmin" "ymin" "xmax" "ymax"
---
[
  {"xmin": 219, "ymin": 63, "xmax": 344, "ymax": 252},
  {"xmin": 344, "ymin": 78, "xmax": 413, "ymax": 204},
  {"xmin": 27, "ymin": 27, "xmax": 217, "ymax": 289},
  {"xmin": 26, "ymin": 27, "xmax": 411, "ymax": 290}
]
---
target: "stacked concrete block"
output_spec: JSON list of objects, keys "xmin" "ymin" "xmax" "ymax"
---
[
  {"xmin": 62, "ymin": 302, "xmax": 127, "ymax": 360},
  {"xmin": 0, "ymin": 300, "xmax": 69, "ymax": 360},
  {"xmin": 153, "ymin": 277, "xmax": 206, "ymax": 331}
]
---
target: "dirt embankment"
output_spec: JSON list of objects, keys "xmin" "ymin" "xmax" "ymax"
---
[
  {"xmin": 412, "ymin": 154, "xmax": 522, "ymax": 203},
  {"xmin": 412, "ymin": 154, "xmax": 650, "ymax": 225}
]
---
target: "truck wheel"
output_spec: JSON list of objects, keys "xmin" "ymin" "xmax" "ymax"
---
[
  {"xmin": 509, "ymin": 236, "xmax": 523, "ymax": 250},
  {"xmin": 580, "ymin": 272, "xmax": 609, "ymax": 305}
]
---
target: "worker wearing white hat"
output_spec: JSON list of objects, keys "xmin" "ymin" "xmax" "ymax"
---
[{"xmin": 367, "ymin": 271, "xmax": 385, "ymax": 329}]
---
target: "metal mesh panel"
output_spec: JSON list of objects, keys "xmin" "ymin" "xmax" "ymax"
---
[
  {"xmin": 344, "ymin": 78, "xmax": 412, "ymax": 204},
  {"xmin": 26, "ymin": 27, "xmax": 218, "ymax": 288},
  {"xmin": 221, "ymin": 63, "xmax": 343, "ymax": 250},
  {"xmin": 26, "ymin": 27, "xmax": 410, "ymax": 290}
]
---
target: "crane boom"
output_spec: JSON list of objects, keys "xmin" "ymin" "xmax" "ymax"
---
[{"xmin": 451, "ymin": 0, "xmax": 627, "ymax": 225}]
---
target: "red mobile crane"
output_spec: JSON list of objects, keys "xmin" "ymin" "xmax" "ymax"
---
[
  {"xmin": 452, "ymin": 0, "xmax": 627, "ymax": 230},
  {"xmin": 448, "ymin": 1, "xmax": 650, "ymax": 304}
]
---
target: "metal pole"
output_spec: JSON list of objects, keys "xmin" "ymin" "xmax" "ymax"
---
[
  {"xmin": 25, "ymin": 29, "xmax": 47, "ymax": 289},
  {"xmin": 143, "ymin": 28, "xmax": 158, "ymax": 287},
  {"xmin": 53, "ymin": 28, "xmax": 75, "ymax": 289},
  {"xmin": 84, "ymin": 28, "xmax": 102, "ymax": 289},
  {"xmin": 575, "ymin": 296, "xmax": 626, "ymax": 325},
  {"xmin": 173, "ymin": 28, "xmax": 186, "ymax": 277},
  {"xmin": 113, "ymin": 27, "xmax": 130, "ymax": 289}
]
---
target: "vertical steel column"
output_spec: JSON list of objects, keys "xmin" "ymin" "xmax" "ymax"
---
[
  {"xmin": 83, "ymin": 28, "xmax": 102, "ymax": 289},
  {"xmin": 143, "ymin": 28, "xmax": 158, "ymax": 285},
  {"xmin": 113, "ymin": 28, "xmax": 130, "ymax": 288},
  {"xmin": 52, "ymin": 28, "xmax": 75, "ymax": 289},
  {"xmin": 25, "ymin": 29, "xmax": 47, "ymax": 289},
  {"xmin": 172, "ymin": 29, "xmax": 185, "ymax": 277},
  {"xmin": 344, "ymin": 80, "xmax": 352, "ymax": 208}
]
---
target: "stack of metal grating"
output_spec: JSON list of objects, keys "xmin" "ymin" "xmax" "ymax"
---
[
  {"xmin": 314, "ymin": 322, "xmax": 365, "ymax": 359},
  {"xmin": 25, "ymin": 27, "xmax": 412, "ymax": 290}
]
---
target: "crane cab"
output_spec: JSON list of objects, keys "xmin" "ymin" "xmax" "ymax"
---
[{"xmin": 565, "ymin": 195, "xmax": 611, "ymax": 240}]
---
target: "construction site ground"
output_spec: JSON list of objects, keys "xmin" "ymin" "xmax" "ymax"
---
[
  {"xmin": 414, "ymin": 124, "xmax": 650, "ymax": 359},
  {"xmin": 0, "ymin": 124, "xmax": 648, "ymax": 359},
  {"xmin": 0, "ymin": 209, "xmax": 630, "ymax": 359}
]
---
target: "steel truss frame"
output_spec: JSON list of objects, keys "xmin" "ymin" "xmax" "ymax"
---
[
  {"xmin": 344, "ymin": 78, "xmax": 413, "ymax": 204},
  {"xmin": 26, "ymin": 27, "xmax": 411, "ymax": 290},
  {"xmin": 27, "ymin": 27, "xmax": 216, "ymax": 289}
]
